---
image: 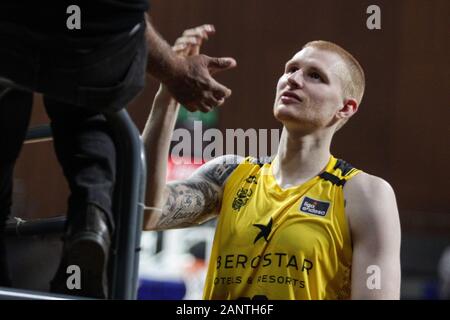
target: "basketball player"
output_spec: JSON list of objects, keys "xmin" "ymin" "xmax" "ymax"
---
[{"xmin": 142, "ymin": 25, "xmax": 401, "ymax": 300}]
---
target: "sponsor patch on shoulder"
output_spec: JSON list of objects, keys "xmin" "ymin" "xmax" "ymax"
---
[{"xmin": 299, "ymin": 197, "xmax": 330, "ymax": 217}]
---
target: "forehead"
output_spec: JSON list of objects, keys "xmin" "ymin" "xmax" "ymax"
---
[{"xmin": 288, "ymin": 47, "xmax": 348, "ymax": 81}]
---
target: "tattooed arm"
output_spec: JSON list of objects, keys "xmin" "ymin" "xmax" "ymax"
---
[
  {"xmin": 145, "ymin": 155, "xmax": 244, "ymax": 231},
  {"xmin": 142, "ymin": 25, "xmax": 242, "ymax": 230},
  {"xmin": 142, "ymin": 86, "xmax": 243, "ymax": 231}
]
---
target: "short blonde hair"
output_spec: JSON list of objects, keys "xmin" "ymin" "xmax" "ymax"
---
[
  {"xmin": 303, "ymin": 40, "xmax": 365, "ymax": 105},
  {"xmin": 303, "ymin": 41, "xmax": 365, "ymax": 131}
]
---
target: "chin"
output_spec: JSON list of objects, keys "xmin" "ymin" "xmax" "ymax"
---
[
  {"xmin": 274, "ymin": 108, "xmax": 316, "ymax": 132},
  {"xmin": 274, "ymin": 104, "xmax": 300, "ymax": 122}
]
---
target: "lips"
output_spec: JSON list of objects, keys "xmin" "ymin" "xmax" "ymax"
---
[{"xmin": 280, "ymin": 91, "xmax": 302, "ymax": 103}]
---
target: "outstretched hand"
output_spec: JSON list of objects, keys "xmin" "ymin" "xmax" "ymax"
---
[
  {"xmin": 163, "ymin": 24, "xmax": 237, "ymax": 112},
  {"xmin": 173, "ymin": 24, "xmax": 214, "ymax": 56}
]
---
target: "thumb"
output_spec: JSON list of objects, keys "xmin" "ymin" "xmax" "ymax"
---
[{"xmin": 206, "ymin": 56, "xmax": 237, "ymax": 74}]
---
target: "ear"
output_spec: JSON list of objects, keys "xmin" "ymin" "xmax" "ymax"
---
[{"xmin": 337, "ymin": 98, "xmax": 358, "ymax": 120}]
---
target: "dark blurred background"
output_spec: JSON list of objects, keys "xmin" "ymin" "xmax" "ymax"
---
[{"xmin": 11, "ymin": 0, "xmax": 449, "ymax": 299}]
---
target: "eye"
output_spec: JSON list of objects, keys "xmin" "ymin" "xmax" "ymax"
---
[
  {"xmin": 286, "ymin": 66, "xmax": 299, "ymax": 74},
  {"xmin": 309, "ymin": 71, "xmax": 323, "ymax": 82}
]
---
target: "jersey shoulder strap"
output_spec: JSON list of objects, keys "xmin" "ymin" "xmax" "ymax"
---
[{"xmin": 319, "ymin": 158, "xmax": 361, "ymax": 186}]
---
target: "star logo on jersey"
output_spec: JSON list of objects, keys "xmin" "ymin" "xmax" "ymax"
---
[{"xmin": 253, "ymin": 218, "xmax": 273, "ymax": 244}]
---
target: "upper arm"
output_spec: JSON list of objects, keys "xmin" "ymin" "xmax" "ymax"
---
[
  {"xmin": 145, "ymin": 154, "xmax": 243, "ymax": 230},
  {"xmin": 344, "ymin": 173, "xmax": 401, "ymax": 299}
]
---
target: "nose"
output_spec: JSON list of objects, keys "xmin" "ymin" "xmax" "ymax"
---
[{"xmin": 287, "ymin": 69, "xmax": 304, "ymax": 89}]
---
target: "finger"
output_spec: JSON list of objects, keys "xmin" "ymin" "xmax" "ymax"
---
[
  {"xmin": 176, "ymin": 37, "xmax": 202, "ymax": 56},
  {"xmin": 199, "ymin": 102, "xmax": 213, "ymax": 113},
  {"xmin": 173, "ymin": 37, "xmax": 201, "ymax": 55},
  {"xmin": 183, "ymin": 99, "xmax": 213, "ymax": 113},
  {"xmin": 183, "ymin": 101, "xmax": 203, "ymax": 112},
  {"xmin": 203, "ymin": 24, "xmax": 215, "ymax": 34},
  {"xmin": 182, "ymin": 29, "xmax": 208, "ymax": 42},
  {"xmin": 175, "ymin": 25, "xmax": 216, "ymax": 56},
  {"xmin": 173, "ymin": 42, "xmax": 195, "ymax": 56},
  {"xmin": 174, "ymin": 36, "xmax": 200, "ymax": 46},
  {"xmin": 173, "ymin": 43, "xmax": 187, "ymax": 51},
  {"xmin": 216, "ymin": 97, "xmax": 225, "ymax": 107},
  {"xmin": 206, "ymin": 56, "xmax": 237, "ymax": 75},
  {"xmin": 195, "ymin": 24, "xmax": 215, "ymax": 40},
  {"xmin": 189, "ymin": 100, "xmax": 211, "ymax": 113},
  {"xmin": 174, "ymin": 36, "xmax": 203, "ymax": 56},
  {"xmin": 207, "ymin": 78, "xmax": 232, "ymax": 100},
  {"xmin": 172, "ymin": 45, "xmax": 190, "ymax": 56},
  {"xmin": 183, "ymin": 24, "xmax": 215, "ymax": 40},
  {"xmin": 202, "ymin": 92, "xmax": 221, "ymax": 109},
  {"xmin": 190, "ymin": 44, "xmax": 201, "ymax": 56}
]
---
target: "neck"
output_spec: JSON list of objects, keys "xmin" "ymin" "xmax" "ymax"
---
[{"xmin": 273, "ymin": 128, "xmax": 333, "ymax": 188}]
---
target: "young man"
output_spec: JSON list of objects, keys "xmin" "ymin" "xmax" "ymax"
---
[{"xmin": 142, "ymin": 26, "xmax": 401, "ymax": 300}]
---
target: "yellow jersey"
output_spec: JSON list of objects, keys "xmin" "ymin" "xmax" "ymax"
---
[{"xmin": 203, "ymin": 155, "xmax": 362, "ymax": 300}]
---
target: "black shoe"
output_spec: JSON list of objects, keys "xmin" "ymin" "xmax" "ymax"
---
[{"xmin": 50, "ymin": 205, "xmax": 111, "ymax": 299}]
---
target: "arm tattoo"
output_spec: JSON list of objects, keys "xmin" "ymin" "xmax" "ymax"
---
[
  {"xmin": 156, "ymin": 179, "xmax": 220, "ymax": 229},
  {"xmin": 203, "ymin": 157, "xmax": 239, "ymax": 186},
  {"xmin": 155, "ymin": 155, "xmax": 241, "ymax": 229}
]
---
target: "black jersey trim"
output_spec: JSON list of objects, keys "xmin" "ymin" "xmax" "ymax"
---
[
  {"xmin": 319, "ymin": 172, "xmax": 347, "ymax": 186},
  {"xmin": 334, "ymin": 159, "xmax": 355, "ymax": 176}
]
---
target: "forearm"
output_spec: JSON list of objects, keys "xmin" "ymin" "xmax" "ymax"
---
[
  {"xmin": 144, "ymin": 16, "xmax": 183, "ymax": 84},
  {"xmin": 152, "ymin": 180, "xmax": 220, "ymax": 231},
  {"xmin": 142, "ymin": 86, "xmax": 179, "ymax": 227}
]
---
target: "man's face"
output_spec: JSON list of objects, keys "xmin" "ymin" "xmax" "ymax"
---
[{"xmin": 273, "ymin": 47, "xmax": 348, "ymax": 132}]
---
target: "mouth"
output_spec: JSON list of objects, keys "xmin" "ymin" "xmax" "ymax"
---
[{"xmin": 280, "ymin": 91, "xmax": 302, "ymax": 103}]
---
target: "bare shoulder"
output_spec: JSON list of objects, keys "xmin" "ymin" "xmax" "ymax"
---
[
  {"xmin": 344, "ymin": 172, "xmax": 395, "ymax": 200},
  {"xmin": 344, "ymin": 172, "xmax": 399, "ymax": 237},
  {"xmin": 192, "ymin": 154, "xmax": 245, "ymax": 187},
  {"xmin": 345, "ymin": 173, "xmax": 401, "ymax": 299}
]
